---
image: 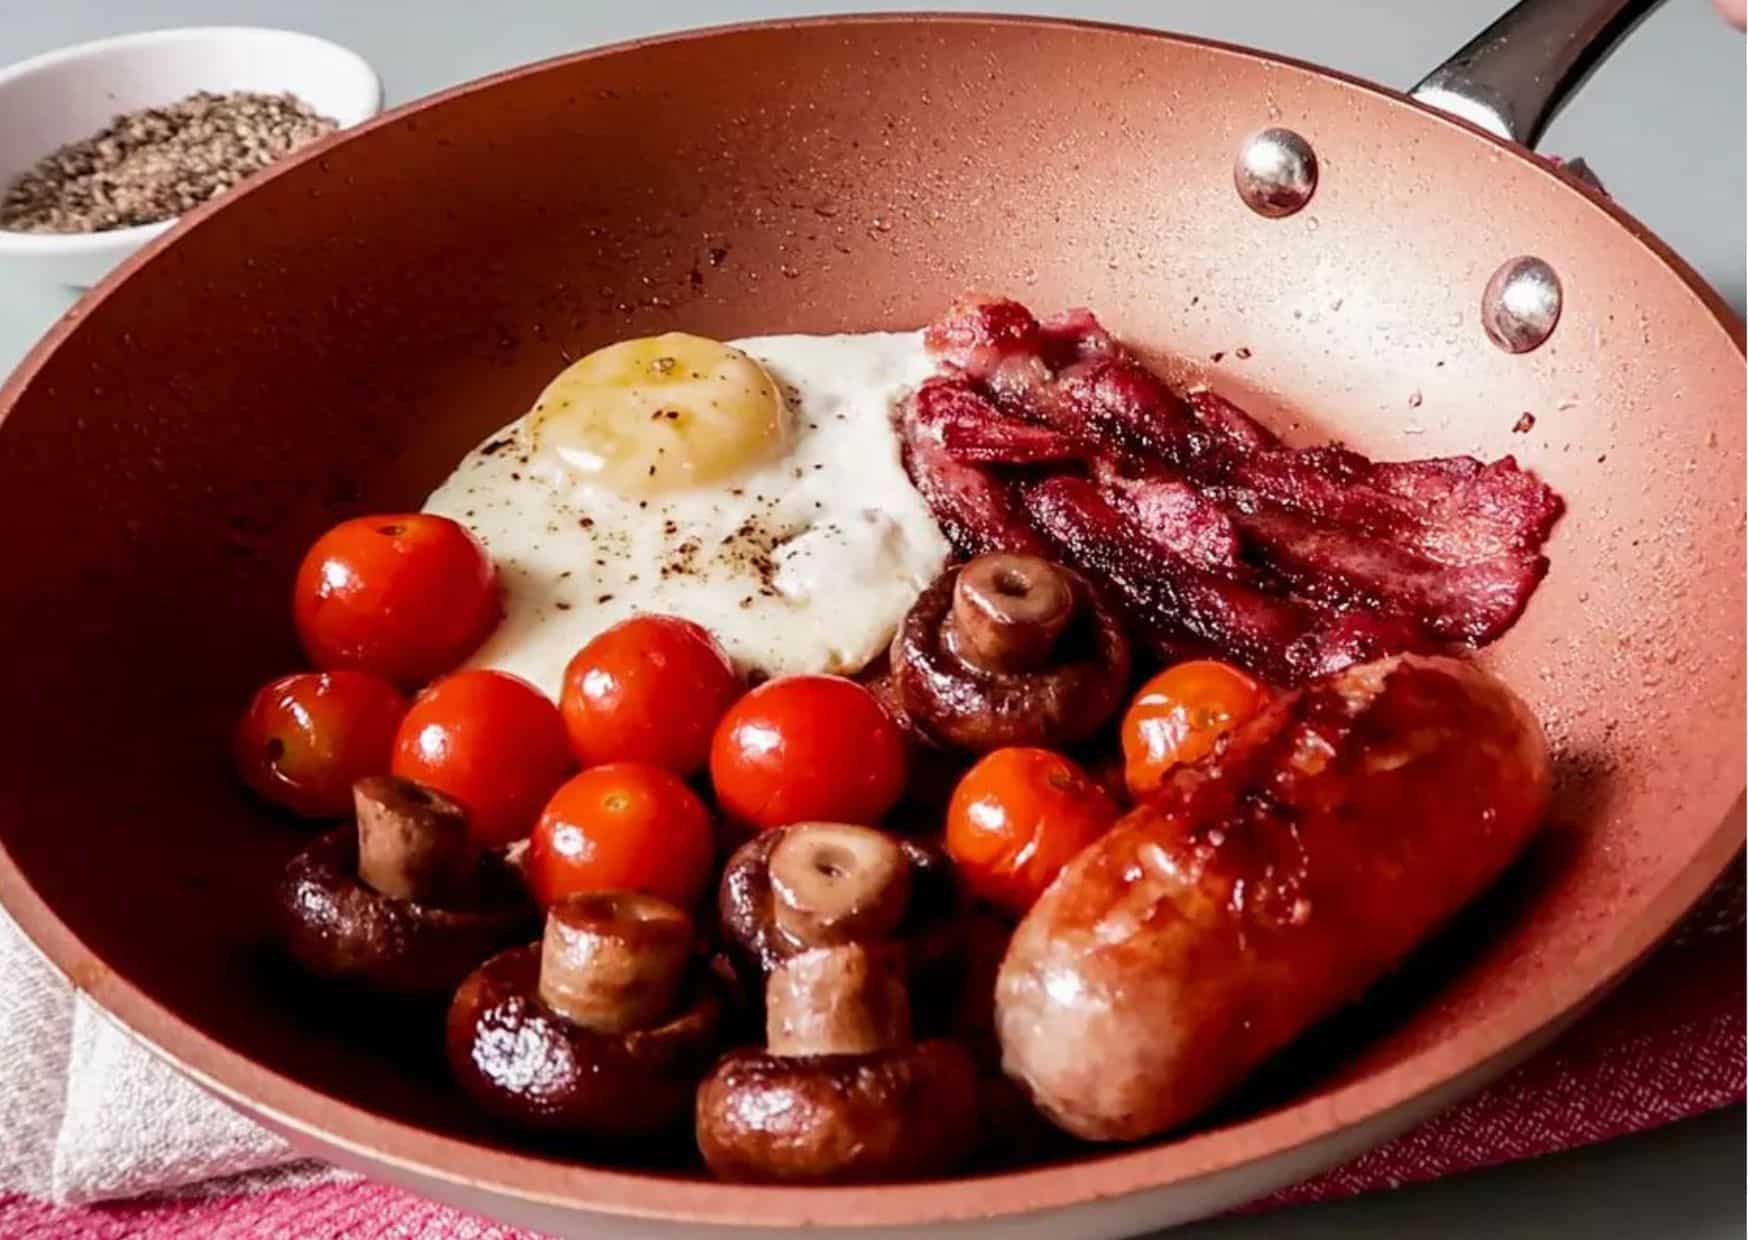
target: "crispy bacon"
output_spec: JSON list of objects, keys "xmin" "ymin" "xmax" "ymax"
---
[
  {"xmin": 898, "ymin": 378, "xmax": 1046, "ymax": 558},
  {"xmin": 1185, "ymin": 387, "xmax": 1278, "ymax": 453},
  {"xmin": 924, "ymin": 293, "xmax": 1041, "ymax": 379},
  {"xmin": 1028, "ymin": 476, "xmax": 1313, "ymax": 680},
  {"xmin": 1218, "ymin": 449, "xmax": 1562, "ymax": 565},
  {"xmin": 919, "ymin": 380, "xmax": 1084, "ymax": 466},
  {"xmin": 1291, "ymin": 611, "xmax": 1430, "ymax": 680},
  {"xmin": 1234, "ymin": 508, "xmax": 1547, "ymax": 644},
  {"xmin": 901, "ymin": 295, "xmax": 1565, "ymax": 681},
  {"xmin": 1105, "ymin": 474, "xmax": 1245, "ymax": 573}
]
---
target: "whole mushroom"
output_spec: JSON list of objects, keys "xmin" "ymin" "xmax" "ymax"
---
[
  {"xmin": 695, "ymin": 941, "xmax": 978, "ymax": 1184},
  {"xmin": 275, "ymin": 775, "xmax": 536, "ymax": 997},
  {"xmin": 890, "ymin": 553, "xmax": 1132, "ymax": 752},
  {"xmin": 716, "ymin": 823, "xmax": 963, "ymax": 1026},
  {"xmin": 447, "ymin": 891, "xmax": 721, "ymax": 1139}
]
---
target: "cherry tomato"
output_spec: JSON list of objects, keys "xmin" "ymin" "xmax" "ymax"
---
[
  {"xmin": 560, "ymin": 615, "xmax": 741, "ymax": 775},
  {"xmin": 1121, "ymin": 658, "xmax": 1269, "ymax": 800},
  {"xmin": 390, "ymin": 669, "xmax": 573, "ymax": 846},
  {"xmin": 709, "ymin": 674, "xmax": 906, "ymax": 830},
  {"xmin": 293, "ymin": 513, "xmax": 498, "ymax": 688},
  {"xmin": 945, "ymin": 747, "xmax": 1117, "ymax": 916},
  {"xmin": 234, "ymin": 671, "xmax": 407, "ymax": 818},
  {"xmin": 526, "ymin": 763, "xmax": 715, "ymax": 909}
]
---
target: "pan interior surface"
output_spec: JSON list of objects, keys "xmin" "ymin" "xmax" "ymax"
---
[{"xmin": 0, "ymin": 16, "xmax": 1740, "ymax": 1230}]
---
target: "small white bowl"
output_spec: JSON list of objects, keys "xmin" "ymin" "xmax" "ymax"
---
[{"xmin": 0, "ymin": 27, "xmax": 381, "ymax": 289}]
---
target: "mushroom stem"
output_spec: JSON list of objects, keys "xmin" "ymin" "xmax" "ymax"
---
[
  {"xmin": 766, "ymin": 942, "xmax": 910, "ymax": 1057},
  {"xmin": 538, "ymin": 892, "xmax": 692, "ymax": 1033},
  {"xmin": 769, "ymin": 823, "xmax": 911, "ymax": 950},
  {"xmin": 354, "ymin": 775, "xmax": 477, "ymax": 904},
  {"xmin": 949, "ymin": 554, "xmax": 1075, "ymax": 673}
]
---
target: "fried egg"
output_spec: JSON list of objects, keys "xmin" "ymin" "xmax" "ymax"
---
[{"xmin": 423, "ymin": 330, "xmax": 948, "ymax": 698}]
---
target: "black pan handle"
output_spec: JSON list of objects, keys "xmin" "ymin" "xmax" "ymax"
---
[{"xmin": 1410, "ymin": 0, "xmax": 1667, "ymax": 147}]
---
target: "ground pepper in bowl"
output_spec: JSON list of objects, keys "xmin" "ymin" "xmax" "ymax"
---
[{"xmin": 0, "ymin": 90, "xmax": 337, "ymax": 234}]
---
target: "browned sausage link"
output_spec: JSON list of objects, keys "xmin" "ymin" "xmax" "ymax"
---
[{"xmin": 995, "ymin": 654, "xmax": 1551, "ymax": 1142}]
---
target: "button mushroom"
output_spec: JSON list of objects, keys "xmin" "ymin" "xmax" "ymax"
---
[
  {"xmin": 716, "ymin": 823, "xmax": 963, "ymax": 1030},
  {"xmin": 890, "ymin": 553, "xmax": 1132, "ymax": 752},
  {"xmin": 447, "ymin": 891, "xmax": 721, "ymax": 1140},
  {"xmin": 695, "ymin": 941, "xmax": 978, "ymax": 1184},
  {"xmin": 858, "ymin": 652, "xmax": 981, "ymax": 827},
  {"xmin": 770, "ymin": 822, "xmax": 912, "ymax": 948},
  {"xmin": 275, "ymin": 775, "xmax": 536, "ymax": 997}
]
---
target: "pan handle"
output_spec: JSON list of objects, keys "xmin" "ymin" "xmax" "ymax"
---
[{"xmin": 1410, "ymin": 0, "xmax": 1667, "ymax": 147}]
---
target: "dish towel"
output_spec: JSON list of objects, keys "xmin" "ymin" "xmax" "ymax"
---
[
  {"xmin": 0, "ymin": 912, "xmax": 315, "ymax": 1205},
  {"xmin": 0, "ymin": 859, "xmax": 1739, "ymax": 1236}
]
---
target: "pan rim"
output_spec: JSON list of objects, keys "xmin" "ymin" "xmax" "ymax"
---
[{"xmin": 0, "ymin": 11, "xmax": 1742, "ymax": 1229}]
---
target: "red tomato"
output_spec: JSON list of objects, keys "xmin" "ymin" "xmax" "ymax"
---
[
  {"xmin": 234, "ymin": 671, "xmax": 407, "ymax": 818},
  {"xmin": 1121, "ymin": 659, "xmax": 1270, "ymax": 800},
  {"xmin": 293, "ymin": 513, "xmax": 498, "ymax": 688},
  {"xmin": 709, "ymin": 675, "xmax": 906, "ymax": 830},
  {"xmin": 559, "ymin": 616, "xmax": 741, "ymax": 775},
  {"xmin": 526, "ymin": 763, "xmax": 715, "ymax": 909},
  {"xmin": 391, "ymin": 670, "xmax": 573, "ymax": 846},
  {"xmin": 945, "ymin": 748, "xmax": 1117, "ymax": 916}
]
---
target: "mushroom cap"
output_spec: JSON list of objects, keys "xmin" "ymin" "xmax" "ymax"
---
[
  {"xmin": 695, "ymin": 1040, "xmax": 979, "ymax": 1184},
  {"xmin": 716, "ymin": 828, "xmax": 964, "ymax": 1031},
  {"xmin": 890, "ymin": 561, "xmax": 1132, "ymax": 752},
  {"xmin": 447, "ymin": 942, "xmax": 721, "ymax": 1138},
  {"xmin": 276, "ymin": 827, "xmax": 535, "ymax": 997}
]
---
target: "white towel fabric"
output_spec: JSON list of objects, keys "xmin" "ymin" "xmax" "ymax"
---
[{"xmin": 0, "ymin": 908, "xmax": 309, "ymax": 1204}]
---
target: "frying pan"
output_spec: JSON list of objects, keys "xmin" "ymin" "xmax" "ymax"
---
[{"xmin": 0, "ymin": 0, "xmax": 1740, "ymax": 1235}]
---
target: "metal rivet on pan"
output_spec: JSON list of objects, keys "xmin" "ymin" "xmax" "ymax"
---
[
  {"xmin": 1481, "ymin": 256, "xmax": 1562, "ymax": 354},
  {"xmin": 1234, "ymin": 128, "xmax": 1318, "ymax": 218}
]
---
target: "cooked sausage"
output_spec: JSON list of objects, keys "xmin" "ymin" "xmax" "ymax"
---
[{"xmin": 995, "ymin": 653, "xmax": 1551, "ymax": 1142}]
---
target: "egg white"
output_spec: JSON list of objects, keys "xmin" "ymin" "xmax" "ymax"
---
[{"xmin": 423, "ymin": 331, "xmax": 948, "ymax": 698}]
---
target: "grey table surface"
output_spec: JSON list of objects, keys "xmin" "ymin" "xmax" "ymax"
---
[{"xmin": 1, "ymin": 1, "xmax": 1744, "ymax": 1236}]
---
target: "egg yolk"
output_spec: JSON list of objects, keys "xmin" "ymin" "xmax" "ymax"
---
[{"xmin": 529, "ymin": 333, "xmax": 787, "ymax": 497}]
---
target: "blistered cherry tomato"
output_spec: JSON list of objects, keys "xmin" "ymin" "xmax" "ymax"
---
[
  {"xmin": 391, "ymin": 669, "xmax": 573, "ymax": 846},
  {"xmin": 560, "ymin": 615, "xmax": 741, "ymax": 775},
  {"xmin": 293, "ymin": 513, "xmax": 498, "ymax": 688},
  {"xmin": 526, "ymin": 763, "xmax": 715, "ymax": 909},
  {"xmin": 1121, "ymin": 658, "xmax": 1269, "ymax": 800},
  {"xmin": 234, "ymin": 671, "xmax": 407, "ymax": 818},
  {"xmin": 945, "ymin": 747, "xmax": 1117, "ymax": 916},
  {"xmin": 709, "ymin": 674, "xmax": 906, "ymax": 830}
]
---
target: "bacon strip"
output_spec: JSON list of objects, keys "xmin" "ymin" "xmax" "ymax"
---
[
  {"xmin": 898, "ymin": 379, "xmax": 1046, "ymax": 558},
  {"xmin": 1218, "ymin": 448, "xmax": 1562, "ymax": 566},
  {"xmin": 1028, "ymin": 477, "xmax": 1312, "ymax": 681},
  {"xmin": 1234, "ymin": 508, "xmax": 1548, "ymax": 644},
  {"xmin": 1105, "ymin": 474, "xmax": 1245, "ymax": 573},
  {"xmin": 920, "ymin": 380, "xmax": 1084, "ymax": 466},
  {"xmin": 904, "ymin": 295, "xmax": 1565, "ymax": 680}
]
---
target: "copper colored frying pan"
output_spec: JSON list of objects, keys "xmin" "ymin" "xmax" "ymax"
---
[{"xmin": 0, "ymin": 0, "xmax": 1741, "ymax": 1236}]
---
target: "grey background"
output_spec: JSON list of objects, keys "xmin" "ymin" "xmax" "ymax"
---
[{"xmin": 1, "ymin": 1, "xmax": 1743, "ymax": 1236}]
